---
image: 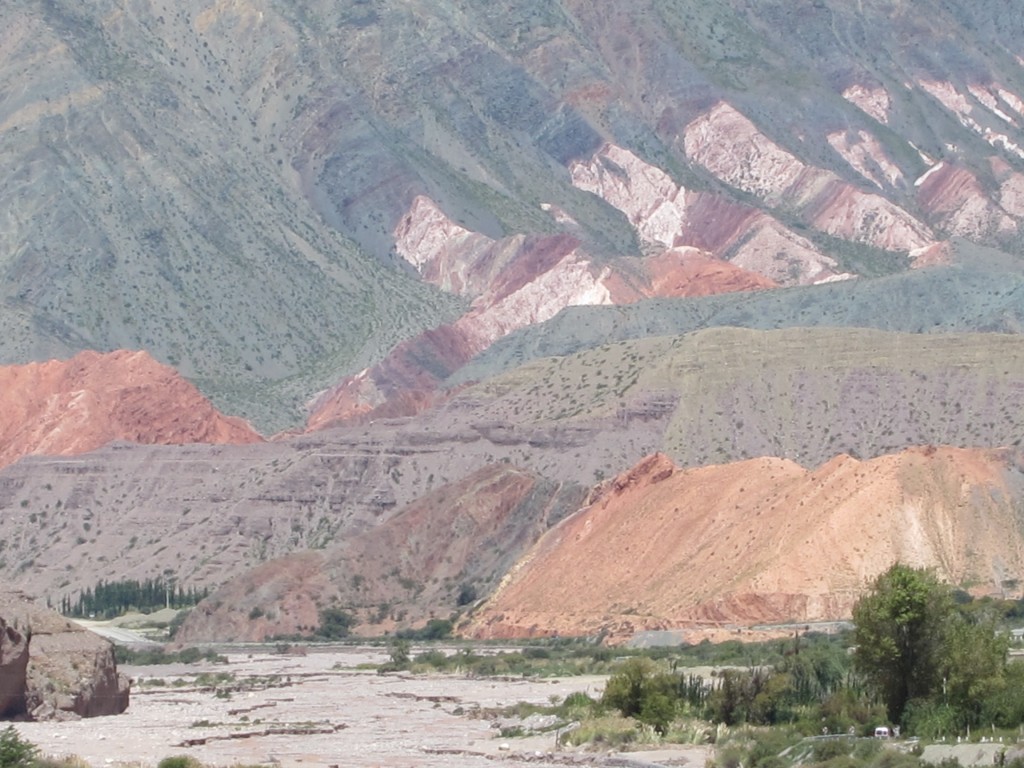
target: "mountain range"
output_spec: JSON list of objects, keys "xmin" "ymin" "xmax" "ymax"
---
[{"xmin": 3, "ymin": 0, "xmax": 1024, "ymax": 642}]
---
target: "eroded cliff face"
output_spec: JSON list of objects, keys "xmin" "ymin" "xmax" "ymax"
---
[
  {"xmin": 175, "ymin": 464, "xmax": 588, "ymax": 642},
  {"xmin": 827, "ymin": 130, "xmax": 904, "ymax": 190},
  {"xmin": 570, "ymin": 143, "xmax": 849, "ymax": 286},
  {"xmin": 842, "ymin": 83, "xmax": 892, "ymax": 124},
  {"xmin": 918, "ymin": 79, "xmax": 1024, "ymax": 161},
  {"xmin": 0, "ymin": 593, "xmax": 129, "ymax": 721},
  {"xmin": 466, "ymin": 447, "xmax": 1024, "ymax": 642},
  {"xmin": 0, "ymin": 350, "xmax": 262, "ymax": 471},
  {"xmin": 306, "ymin": 194, "xmax": 773, "ymax": 429},
  {"xmin": 915, "ymin": 162, "xmax": 1018, "ymax": 239},
  {"xmin": 684, "ymin": 103, "xmax": 935, "ymax": 254}
]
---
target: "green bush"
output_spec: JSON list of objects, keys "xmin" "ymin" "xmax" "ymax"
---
[
  {"xmin": 315, "ymin": 607, "xmax": 354, "ymax": 640},
  {"xmin": 559, "ymin": 691, "xmax": 600, "ymax": 719},
  {"xmin": 156, "ymin": 757, "xmax": 204, "ymax": 768},
  {"xmin": 812, "ymin": 737, "xmax": 852, "ymax": 763},
  {"xmin": 902, "ymin": 696, "xmax": 959, "ymax": 739},
  {"xmin": 395, "ymin": 618, "xmax": 452, "ymax": 640},
  {"xmin": 745, "ymin": 727, "xmax": 803, "ymax": 768},
  {"xmin": 0, "ymin": 727, "xmax": 37, "ymax": 768}
]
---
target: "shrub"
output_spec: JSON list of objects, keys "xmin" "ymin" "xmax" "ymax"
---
[
  {"xmin": 560, "ymin": 715, "xmax": 642, "ymax": 749},
  {"xmin": 812, "ymin": 737, "xmax": 852, "ymax": 763},
  {"xmin": 396, "ymin": 618, "xmax": 452, "ymax": 640},
  {"xmin": 156, "ymin": 757, "xmax": 204, "ymax": 768},
  {"xmin": 0, "ymin": 727, "xmax": 37, "ymax": 768},
  {"xmin": 456, "ymin": 583, "xmax": 478, "ymax": 606},
  {"xmin": 602, "ymin": 657, "xmax": 679, "ymax": 734},
  {"xmin": 316, "ymin": 607, "xmax": 354, "ymax": 640}
]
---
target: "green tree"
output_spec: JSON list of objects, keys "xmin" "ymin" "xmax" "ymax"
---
[
  {"xmin": 377, "ymin": 639, "xmax": 412, "ymax": 674},
  {"xmin": 316, "ymin": 606, "xmax": 355, "ymax": 640},
  {"xmin": 602, "ymin": 657, "xmax": 657, "ymax": 719},
  {"xmin": 852, "ymin": 564, "xmax": 953, "ymax": 724},
  {"xmin": 602, "ymin": 657, "xmax": 677, "ymax": 734},
  {"xmin": 852, "ymin": 563, "xmax": 1008, "ymax": 729},
  {"xmin": 942, "ymin": 608, "xmax": 1008, "ymax": 727}
]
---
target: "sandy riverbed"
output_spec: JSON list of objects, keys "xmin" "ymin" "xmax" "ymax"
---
[{"xmin": 11, "ymin": 647, "xmax": 708, "ymax": 768}]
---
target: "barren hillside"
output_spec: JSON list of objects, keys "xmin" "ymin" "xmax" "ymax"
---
[
  {"xmin": 7, "ymin": 328, "xmax": 1024, "ymax": 632},
  {"xmin": 466, "ymin": 448, "xmax": 1024, "ymax": 642},
  {"xmin": 4, "ymin": 0, "xmax": 1024, "ymax": 642},
  {"xmin": 176, "ymin": 464, "xmax": 588, "ymax": 642}
]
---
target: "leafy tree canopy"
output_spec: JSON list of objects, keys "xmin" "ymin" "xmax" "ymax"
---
[{"xmin": 852, "ymin": 563, "xmax": 1008, "ymax": 728}]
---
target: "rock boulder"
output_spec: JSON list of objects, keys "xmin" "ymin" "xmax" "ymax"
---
[
  {"xmin": 0, "ymin": 618, "xmax": 29, "ymax": 718},
  {"xmin": 0, "ymin": 593, "xmax": 129, "ymax": 720}
]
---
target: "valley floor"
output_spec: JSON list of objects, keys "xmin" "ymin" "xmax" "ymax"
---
[{"xmin": 9, "ymin": 647, "xmax": 706, "ymax": 767}]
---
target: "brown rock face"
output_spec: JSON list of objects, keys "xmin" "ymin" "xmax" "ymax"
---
[
  {"xmin": 0, "ymin": 619, "xmax": 29, "ymax": 718},
  {"xmin": 26, "ymin": 630, "xmax": 129, "ymax": 720},
  {"xmin": 466, "ymin": 447, "xmax": 1024, "ymax": 642},
  {"xmin": 0, "ymin": 593, "xmax": 129, "ymax": 720},
  {"xmin": 0, "ymin": 349, "xmax": 262, "ymax": 471}
]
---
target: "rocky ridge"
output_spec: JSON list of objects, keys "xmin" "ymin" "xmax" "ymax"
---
[
  {"xmin": 3, "ymin": 1, "xmax": 1024, "ymax": 431},
  {"xmin": 308, "ymin": 194, "xmax": 773, "ymax": 428},
  {"xmin": 9, "ymin": 327, "xmax": 1024, "ymax": 636},
  {"xmin": 0, "ymin": 350, "xmax": 262, "ymax": 472},
  {"xmin": 466, "ymin": 447, "xmax": 1024, "ymax": 642}
]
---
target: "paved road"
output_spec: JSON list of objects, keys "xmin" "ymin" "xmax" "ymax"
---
[{"xmin": 70, "ymin": 620, "xmax": 161, "ymax": 646}]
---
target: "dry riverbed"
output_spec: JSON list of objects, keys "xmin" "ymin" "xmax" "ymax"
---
[{"xmin": 11, "ymin": 646, "xmax": 709, "ymax": 768}]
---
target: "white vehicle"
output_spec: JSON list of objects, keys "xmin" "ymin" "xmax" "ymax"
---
[{"xmin": 874, "ymin": 726, "xmax": 892, "ymax": 739}]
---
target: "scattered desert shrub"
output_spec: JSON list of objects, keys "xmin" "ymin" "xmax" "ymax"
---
[
  {"xmin": 559, "ymin": 715, "xmax": 646, "ymax": 749},
  {"xmin": 114, "ymin": 646, "xmax": 226, "ymax": 665},
  {"xmin": 156, "ymin": 757, "xmax": 204, "ymax": 768}
]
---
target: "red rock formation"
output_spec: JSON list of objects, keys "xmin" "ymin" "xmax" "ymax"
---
[
  {"xmin": 630, "ymin": 248, "xmax": 776, "ymax": 299},
  {"xmin": 0, "ymin": 350, "xmax": 262, "ymax": 471},
  {"xmin": 307, "ymin": 196, "xmax": 774, "ymax": 430},
  {"xmin": 175, "ymin": 464, "xmax": 586, "ymax": 642},
  {"xmin": 915, "ymin": 162, "xmax": 1017, "ymax": 238},
  {"xmin": 465, "ymin": 447, "xmax": 1024, "ymax": 642}
]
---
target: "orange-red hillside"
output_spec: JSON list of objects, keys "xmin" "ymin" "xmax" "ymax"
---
[
  {"xmin": 0, "ymin": 350, "xmax": 262, "ymax": 469},
  {"xmin": 466, "ymin": 447, "xmax": 1024, "ymax": 642}
]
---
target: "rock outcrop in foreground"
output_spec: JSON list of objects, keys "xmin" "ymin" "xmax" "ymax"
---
[{"xmin": 0, "ymin": 593, "xmax": 129, "ymax": 720}]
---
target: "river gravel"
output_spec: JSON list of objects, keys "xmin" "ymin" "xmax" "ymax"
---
[{"xmin": 11, "ymin": 647, "xmax": 706, "ymax": 768}]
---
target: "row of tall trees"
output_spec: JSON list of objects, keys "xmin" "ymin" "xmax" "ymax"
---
[{"xmin": 58, "ymin": 577, "xmax": 209, "ymax": 619}]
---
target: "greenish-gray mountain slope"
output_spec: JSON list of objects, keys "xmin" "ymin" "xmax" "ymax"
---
[
  {"xmin": 461, "ymin": 326, "xmax": 1024, "ymax": 468},
  {"xmin": 3, "ymin": 0, "xmax": 1024, "ymax": 432},
  {"xmin": 455, "ymin": 249, "xmax": 1024, "ymax": 385}
]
